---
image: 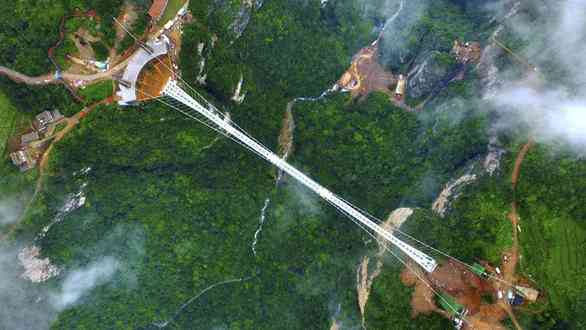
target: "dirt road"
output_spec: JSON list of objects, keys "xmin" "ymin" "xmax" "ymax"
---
[
  {"xmin": 0, "ymin": 67, "xmax": 59, "ymax": 86},
  {"xmin": 493, "ymin": 140, "xmax": 534, "ymax": 330},
  {"xmin": 505, "ymin": 139, "xmax": 535, "ymax": 285},
  {"xmin": 0, "ymin": 57, "xmax": 131, "ymax": 86},
  {"xmin": 512, "ymin": 140, "xmax": 534, "ymax": 188},
  {"xmin": 0, "ymin": 96, "xmax": 114, "ymax": 241},
  {"xmin": 38, "ymin": 96, "xmax": 115, "ymax": 173},
  {"xmin": 404, "ymin": 142, "xmax": 538, "ymax": 330}
]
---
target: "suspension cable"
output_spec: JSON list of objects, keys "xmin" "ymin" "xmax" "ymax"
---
[
  {"xmin": 333, "ymin": 190, "xmax": 516, "ymax": 287},
  {"xmin": 115, "ymin": 15, "xmax": 516, "ymax": 289},
  {"xmin": 113, "ymin": 17, "xmax": 277, "ymax": 156},
  {"xmin": 140, "ymin": 83, "xmax": 471, "ymax": 319},
  {"xmin": 329, "ymin": 202, "xmax": 470, "ymax": 326},
  {"xmin": 138, "ymin": 88, "xmax": 276, "ymax": 164}
]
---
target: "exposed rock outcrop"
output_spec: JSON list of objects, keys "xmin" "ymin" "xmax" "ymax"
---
[
  {"xmin": 18, "ymin": 246, "xmax": 60, "ymax": 283},
  {"xmin": 196, "ymin": 42, "xmax": 207, "ymax": 84},
  {"xmin": 483, "ymin": 129, "xmax": 506, "ymax": 176},
  {"xmin": 212, "ymin": 0, "xmax": 262, "ymax": 40},
  {"xmin": 229, "ymin": 3, "xmax": 253, "ymax": 40},
  {"xmin": 384, "ymin": 207, "xmax": 414, "ymax": 230},
  {"xmin": 408, "ymin": 51, "xmax": 457, "ymax": 99},
  {"xmin": 329, "ymin": 320, "xmax": 341, "ymax": 330},
  {"xmin": 356, "ymin": 208, "xmax": 414, "ymax": 326},
  {"xmin": 231, "ymin": 73, "xmax": 246, "ymax": 104},
  {"xmin": 356, "ymin": 256, "xmax": 382, "ymax": 328},
  {"xmin": 432, "ymin": 174, "xmax": 477, "ymax": 217}
]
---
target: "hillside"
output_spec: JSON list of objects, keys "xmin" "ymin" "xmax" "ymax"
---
[{"xmin": 1, "ymin": 0, "xmax": 585, "ymax": 329}]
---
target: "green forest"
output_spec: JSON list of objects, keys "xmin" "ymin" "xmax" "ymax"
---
[{"xmin": 1, "ymin": 0, "xmax": 586, "ymax": 329}]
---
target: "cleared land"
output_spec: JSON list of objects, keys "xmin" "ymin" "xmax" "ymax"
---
[{"xmin": 78, "ymin": 80, "xmax": 114, "ymax": 104}]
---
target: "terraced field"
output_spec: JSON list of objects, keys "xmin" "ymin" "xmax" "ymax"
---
[
  {"xmin": 0, "ymin": 91, "xmax": 28, "ymax": 155},
  {"xmin": 158, "ymin": 0, "xmax": 187, "ymax": 27},
  {"xmin": 520, "ymin": 204, "xmax": 586, "ymax": 317}
]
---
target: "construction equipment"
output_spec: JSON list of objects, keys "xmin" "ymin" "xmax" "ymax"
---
[
  {"xmin": 471, "ymin": 263, "xmax": 487, "ymax": 277},
  {"xmin": 438, "ymin": 292, "xmax": 468, "ymax": 329},
  {"xmin": 507, "ymin": 289, "xmax": 525, "ymax": 306}
]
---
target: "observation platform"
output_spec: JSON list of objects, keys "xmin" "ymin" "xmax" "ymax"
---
[{"xmin": 117, "ymin": 36, "xmax": 172, "ymax": 105}]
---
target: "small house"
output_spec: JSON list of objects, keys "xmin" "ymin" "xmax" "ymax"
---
[
  {"xmin": 507, "ymin": 289, "xmax": 525, "ymax": 306},
  {"xmin": 515, "ymin": 285, "xmax": 540, "ymax": 302},
  {"xmin": 33, "ymin": 110, "xmax": 63, "ymax": 132},
  {"xmin": 10, "ymin": 150, "xmax": 37, "ymax": 172},
  {"xmin": 21, "ymin": 131, "xmax": 40, "ymax": 146}
]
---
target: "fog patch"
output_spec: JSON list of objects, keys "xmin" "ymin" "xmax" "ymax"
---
[
  {"xmin": 485, "ymin": 1, "xmax": 586, "ymax": 153},
  {"xmin": 286, "ymin": 179, "xmax": 322, "ymax": 217},
  {"xmin": 0, "ymin": 198, "xmax": 23, "ymax": 226},
  {"xmin": 0, "ymin": 224, "xmax": 144, "ymax": 329},
  {"xmin": 489, "ymin": 87, "xmax": 586, "ymax": 151},
  {"xmin": 0, "ymin": 244, "xmax": 56, "ymax": 330},
  {"xmin": 419, "ymin": 96, "xmax": 480, "ymax": 132},
  {"xmin": 50, "ymin": 257, "xmax": 121, "ymax": 309},
  {"xmin": 359, "ymin": 0, "xmax": 403, "ymax": 22},
  {"xmin": 377, "ymin": 0, "xmax": 428, "ymax": 68}
]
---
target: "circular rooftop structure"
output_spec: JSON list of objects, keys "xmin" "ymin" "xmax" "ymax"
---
[{"xmin": 116, "ymin": 36, "xmax": 172, "ymax": 105}]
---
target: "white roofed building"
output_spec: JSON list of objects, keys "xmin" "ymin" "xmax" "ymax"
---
[{"xmin": 116, "ymin": 37, "xmax": 170, "ymax": 105}]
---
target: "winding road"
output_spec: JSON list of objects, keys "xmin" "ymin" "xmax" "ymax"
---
[
  {"xmin": 0, "ymin": 57, "xmax": 131, "ymax": 86},
  {"xmin": 0, "ymin": 67, "xmax": 58, "ymax": 86},
  {"xmin": 495, "ymin": 139, "xmax": 534, "ymax": 330}
]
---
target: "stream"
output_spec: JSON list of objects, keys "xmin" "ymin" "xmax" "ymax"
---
[
  {"xmin": 378, "ymin": 0, "xmax": 405, "ymax": 40},
  {"xmin": 248, "ymin": 82, "xmax": 338, "ymax": 257},
  {"xmin": 251, "ymin": 198, "xmax": 270, "ymax": 257},
  {"xmin": 153, "ymin": 275, "xmax": 254, "ymax": 328},
  {"xmin": 248, "ymin": 1, "xmax": 410, "ymax": 322},
  {"xmin": 34, "ymin": 182, "xmax": 88, "ymax": 242}
]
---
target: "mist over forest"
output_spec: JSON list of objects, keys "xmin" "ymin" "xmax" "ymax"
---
[{"xmin": 1, "ymin": 0, "xmax": 585, "ymax": 329}]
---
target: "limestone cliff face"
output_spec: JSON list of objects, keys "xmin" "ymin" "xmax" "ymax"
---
[
  {"xmin": 18, "ymin": 246, "xmax": 60, "ymax": 283},
  {"xmin": 211, "ymin": 0, "xmax": 263, "ymax": 40},
  {"xmin": 432, "ymin": 174, "xmax": 477, "ymax": 217},
  {"xmin": 356, "ymin": 208, "xmax": 414, "ymax": 327},
  {"xmin": 407, "ymin": 51, "xmax": 457, "ymax": 99}
]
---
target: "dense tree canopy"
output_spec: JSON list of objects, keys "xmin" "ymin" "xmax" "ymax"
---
[{"xmin": 0, "ymin": 0, "xmax": 584, "ymax": 329}]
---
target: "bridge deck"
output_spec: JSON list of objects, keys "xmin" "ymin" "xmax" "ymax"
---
[{"xmin": 162, "ymin": 80, "xmax": 438, "ymax": 273}]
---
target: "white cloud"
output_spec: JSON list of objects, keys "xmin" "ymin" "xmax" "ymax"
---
[
  {"xmin": 486, "ymin": 1, "xmax": 586, "ymax": 152},
  {"xmin": 0, "ymin": 199, "xmax": 23, "ymax": 225},
  {"xmin": 50, "ymin": 257, "xmax": 121, "ymax": 310}
]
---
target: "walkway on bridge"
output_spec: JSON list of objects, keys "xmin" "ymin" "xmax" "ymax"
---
[{"xmin": 116, "ymin": 36, "xmax": 171, "ymax": 105}]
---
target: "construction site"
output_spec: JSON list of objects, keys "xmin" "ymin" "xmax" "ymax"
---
[
  {"xmin": 333, "ymin": 9, "xmax": 545, "ymax": 328},
  {"xmin": 119, "ymin": 19, "xmax": 542, "ymax": 329},
  {"xmin": 0, "ymin": 1, "xmax": 561, "ymax": 329},
  {"xmin": 336, "ymin": 36, "xmax": 484, "ymax": 113},
  {"xmin": 8, "ymin": 110, "xmax": 64, "ymax": 172}
]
